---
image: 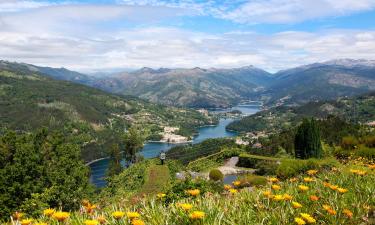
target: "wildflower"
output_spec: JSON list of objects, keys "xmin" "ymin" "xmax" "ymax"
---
[
  {"xmin": 52, "ymin": 211, "xmax": 70, "ymax": 222},
  {"xmin": 289, "ymin": 177, "xmax": 298, "ymax": 182},
  {"xmin": 34, "ymin": 223, "xmax": 48, "ymax": 225},
  {"xmin": 189, "ymin": 211, "xmax": 205, "ymax": 220},
  {"xmin": 273, "ymin": 195, "xmax": 284, "ymax": 201},
  {"xmin": 112, "ymin": 211, "xmax": 125, "ymax": 220},
  {"xmin": 224, "ymin": 185, "xmax": 232, "ymax": 190},
  {"xmin": 343, "ymin": 209, "xmax": 353, "ymax": 218},
  {"xmin": 300, "ymin": 213, "xmax": 316, "ymax": 223},
  {"xmin": 132, "ymin": 219, "xmax": 145, "ymax": 225},
  {"xmin": 368, "ymin": 164, "xmax": 375, "ymax": 170},
  {"xmin": 328, "ymin": 184, "xmax": 338, "ymax": 191},
  {"xmin": 307, "ymin": 170, "xmax": 318, "ymax": 176},
  {"xmin": 186, "ymin": 189, "xmax": 200, "ymax": 196},
  {"xmin": 322, "ymin": 205, "xmax": 331, "ymax": 211},
  {"xmin": 232, "ymin": 181, "xmax": 241, "ymax": 187},
  {"xmin": 82, "ymin": 199, "xmax": 90, "ymax": 207},
  {"xmin": 20, "ymin": 219, "xmax": 33, "ymax": 225},
  {"xmin": 309, "ymin": 195, "xmax": 319, "ymax": 201},
  {"xmin": 127, "ymin": 212, "xmax": 140, "ymax": 220},
  {"xmin": 43, "ymin": 208, "xmax": 55, "ymax": 217},
  {"xmin": 229, "ymin": 188, "xmax": 238, "ymax": 194},
  {"xmin": 84, "ymin": 219, "xmax": 99, "ymax": 225},
  {"xmin": 323, "ymin": 182, "xmax": 330, "ymax": 187},
  {"xmin": 179, "ymin": 203, "xmax": 193, "ymax": 211},
  {"xmin": 350, "ymin": 169, "xmax": 367, "ymax": 176},
  {"xmin": 323, "ymin": 205, "xmax": 336, "ymax": 215},
  {"xmin": 157, "ymin": 193, "xmax": 166, "ymax": 198},
  {"xmin": 97, "ymin": 216, "xmax": 106, "ymax": 224},
  {"xmin": 298, "ymin": 185, "xmax": 309, "ymax": 192},
  {"xmin": 268, "ymin": 177, "xmax": 279, "ymax": 183},
  {"xmin": 292, "ymin": 201, "xmax": 303, "ymax": 209},
  {"xmin": 283, "ymin": 194, "xmax": 293, "ymax": 201},
  {"xmin": 12, "ymin": 212, "xmax": 24, "ymax": 220},
  {"xmin": 262, "ymin": 191, "xmax": 272, "ymax": 198},
  {"xmin": 295, "ymin": 217, "xmax": 306, "ymax": 225},
  {"xmin": 84, "ymin": 203, "xmax": 97, "ymax": 214},
  {"xmin": 303, "ymin": 177, "xmax": 314, "ymax": 182},
  {"xmin": 337, "ymin": 188, "xmax": 348, "ymax": 194},
  {"xmin": 271, "ymin": 185, "xmax": 281, "ymax": 190}
]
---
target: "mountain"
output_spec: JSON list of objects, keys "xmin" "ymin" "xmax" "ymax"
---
[
  {"xmin": 227, "ymin": 91, "xmax": 375, "ymax": 133},
  {"xmin": 263, "ymin": 59, "xmax": 375, "ymax": 106},
  {"xmin": 92, "ymin": 66, "xmax": 273, "ymax": 108},
  {"xmin": 0, "ymin": 60, "xmax": 215, "ymax": 161}
]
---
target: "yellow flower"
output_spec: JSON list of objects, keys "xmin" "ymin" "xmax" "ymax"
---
[
  {"xmin": 132, "ymin": 219, "xmax": 145, "ymax": 225},
  {"xmin": 262, "ymin": 191, "xmax": 273, "ymax": 198},
  {"xmin": 298, "ymin": 185, "xmax": 309, "ymax": 191},
  {"xmin": 43, "ymin": 208, "xmax": 55, "ymax": 217},
  {"xmin": 127, "ymin": 212, "xmax": 140, "ymax": 220},
  {"xmin": 283, "ymin": 194, "xmax": 293, "ymax": 201},
  {"xmin": 306, "ymin": 170, "xmax": 318, "ymax": 176},
  {"xmin": 343, "ymin": 209, "xmax": 353, "ymax": 218},
  {"xmin": 350, "ymin": 169, "xmax": 367, "ymax": 176},
  {"xmin": 289, "ymin": 177, "xmax": 298, "ymax": 182},
  {"xmin": 84, "ymin": 203, "xmax": 97, "ymax": 214},
  {"xmin": 189, "ymin": 211, "xmax": 205, "ymax": 220},
  {"xmin": 157, "ymin": 193, "xmax": 166, "ymax": 198},
  {"xmin": 337, "ymin": 188, "xmax": 348, "ymax": 194},
  {"xmin": 84, "ymin": 219, "xmax": 99, "ymax": 225},
  {"xmin": 303, "ymin": 177, "xmax": 314, "ymax": 182},
  {"xmin": 309, "ymin": 195, "xmax": 319, "ymax": 201},
  {"xmin": 232, "ymin": 181, "xmax": 241, "ymax": 186},
  {"xmin": 328, "ymin": 184, "xmax": 338, "ymax": 191},
  {"xmin": 112, "ymin": 211, "xmax": 125, "ymax": 220},
  {"xmin": 52, "ymin": 211, "xmax": 70, "ymax": 222},
  {"xmin": 229, "ymin": 188, "xmax": 238, "ymax": 194},
  {"xmin": 186, "ymin": 189, "xmax": 200, "ymax": 196},
  {"xmin": 272, "ymin": 185, "xmax": 281, "ymax": 190},
  {"xmin": 300, "ymin": 213, "xmax": 316, "ymax": 223},
  {"xmin": 268, "ymin": 177, "xmax": 279, "ymax": 183},
  {"xmin": 295, "ymin": 217, "xmax": 306, "ymax": 225},
  {"xmin": 292, "ymin": 201, "xmax": 303, "ymax": 209},
  {"xmin": 273, "ymin": 195, "xmax": 284, "ymax": 201},
  {"xmin": 20, "ymin": 219, "xmax": 33, "ymax": 225},
  {"xmin": 323, "ymin": 182, "xmax": 331, "ymax": 187},
  {"xmin": 12, "ymin": 212, "xmax": 24, "ymax": 220},
  {"xmin": 179, "ymin": 203, "xmax": 193, "ymax": 211},
  {"xmin": 368, "ymin": 164, "xmax": 375, "ymax": 170},
  {"xmin": 34, "ymin": 223, "xmax": 48, "ymax": 225},
  {"xmin": 224, "ymin": 185, "xmax": 232, "ymax": 190},
  {"xmin": 322, "ymin": 205, "xmax": 331, "ymax": 211},
  {"xmin": 97, "ymin": 216, "xmax": 106, "ymax": 224},
  {"xmin": 323, "ymin": 205, "xmax": 336, "ymax": 215}
]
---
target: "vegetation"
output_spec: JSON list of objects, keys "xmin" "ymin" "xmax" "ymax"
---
[
  {"xmin": 208, "ymin": 169, "xmax": 224, "ymax": 181},
  {"xmin": 294, "ymin": 118, "xmax": 322, "ymax": 159},
  {"xmin": 107, "ymin": 144, "xmax": 123, "ymax": 177}
]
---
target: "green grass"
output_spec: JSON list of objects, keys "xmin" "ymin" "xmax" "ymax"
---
[{"xmin": 139, "ymin": 164, "xmax": 171, "ymax": 195}]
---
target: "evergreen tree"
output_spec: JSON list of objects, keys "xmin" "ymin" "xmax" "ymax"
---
[
  {"xmin": 294, "ymin": 118, "xmax": 322, "ymax": 159},
  {"xmin": 107, "ymin": 143, "xmax": 123, "ymax": 177},
  {"xmin": 124, "ymin": 126, "xmax": 144, "ymax": 164}
]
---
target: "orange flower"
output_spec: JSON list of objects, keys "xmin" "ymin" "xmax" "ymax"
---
[
  {"xmin": 323, "ymin": 205, "xmax": 336, "ymax": 215},
  {"xmin": 84, "ymin": 203, "xmax": 97, "ymax": 214},
  {"xmin": 186, "ymin": 189, "xmax": 200, "ymax": 196},
  {"xmin": 12, "ymin": 212, "xmax": 24, "ymax": 221},
  {"xmin": 283, "ymin": 194, "xmax": 293, "ymax": 201},
  {"xmin": 368, "ymin": 164, "xmax": 375, "ymax": 170},
  {"xmin": 97, "ymin": 216, "xmax": 106, "ymax": 224},
  {"xmin": 224, "ymin": 185, "xmax": 232, "ymax": 190},
  {"xmin": 232, "ymin": 181, "xmax": 241, "ymax": 187},
  {"xmin": 343, "ymin": 209, "xmax": 353, "ymax": 218},
  {"xmin": 309, "ymin": 195, "xmax": 319, "ymax": 201}
]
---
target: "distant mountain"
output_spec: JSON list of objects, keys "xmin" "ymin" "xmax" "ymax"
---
[
  {"xmin": 0, "ymin": 61, "xmax": 214, "ymax": 161},
  {"xmin": 263, "ymin": 59, "xmax": 375, "ymax": 106},
  {"xmin": 92, "ymin": 66, "xmax": 273, "ymax": 108}
]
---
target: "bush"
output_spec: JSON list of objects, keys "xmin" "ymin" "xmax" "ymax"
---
[
  {"xmin": 356, "ymin": 146, "xmax": 375, "ymax": 160},
  {"xmin": 341, "ymin": 136, "xmax": 359, "ymax": 150},
  {"xmin": 209, "ymin": 169, "xmax": 224, "ymax": 181},
  {"xmin": 238, "ymin": 175, "xmax": 267, "ymax": 187},
  {"xmin": 255, "ymin": 160, "xmax": 279, "ymax": 176},
  {"xmin": 237, "ymin": 154, "xmax": 279, "ymax": 168},
  {"xmin": 363, "ymin": 136, "xmax": 375, "ymax": 148}
]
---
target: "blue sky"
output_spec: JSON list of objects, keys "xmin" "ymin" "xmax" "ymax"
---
[{"xmin": 0, "ymin": 0, "xmax": 374, "ymax": 72}]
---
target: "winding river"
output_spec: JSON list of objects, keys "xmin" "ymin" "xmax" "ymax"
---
[{"xmin": 89, "ymin": 104, "xmax": 261, "ymax": 187}]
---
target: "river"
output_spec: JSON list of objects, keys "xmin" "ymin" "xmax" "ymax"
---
[{"xmin": 89, "ymin": 104, "xmax": 261, "ymax": 187}]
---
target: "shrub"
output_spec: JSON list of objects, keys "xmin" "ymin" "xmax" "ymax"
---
[
  {"xmin": 237, "ymin": 154, "xmax": 278, "ymax": 168},
  {"xmin": 255, "ymin": 160, "xmax": 279, "ymax": 176},
  {"xmin": 363, "ymin": 136, "xmax": 375, "ymax": 148},
  {"xmin": 209, "ymin": 169, "xmax": 224, "ymax": 181},
  {"xmin": 238, "ymin": 175, "xmax": 267, "ymax": 187},
  {"xmin": 341, "ymin": 136, "xmax": 359, "ymax": 150},
  {"xmin": 356, "ymin": 146, "xmax": 375, "ymax": 160}
]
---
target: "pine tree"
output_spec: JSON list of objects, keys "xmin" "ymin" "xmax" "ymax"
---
[
  {"xmin": 124, "ymin": 127, "xmax": 144, "ymax": 164},
  {"xmin": 294, "ymin": 118, "xmax": 322, "ymax": 159},
  {"xmin": 107, "ymin": 144, "xmax": 123, "ymax": 177}
]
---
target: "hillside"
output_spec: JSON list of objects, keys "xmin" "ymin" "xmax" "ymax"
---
[
  {"xmin": 0, "ymin": 61, "xmax": 215, "ymax": 161},
  {"xmin": 227, "ymin": 91, "xmax": 375, "ymax": 133},
  {"xmin": 91, "ymin": 66, "xmax": 273, "ymax": 108},
  {"xmin": 263, "ymin": 59, "xmax": 375, "ymax": 106}
]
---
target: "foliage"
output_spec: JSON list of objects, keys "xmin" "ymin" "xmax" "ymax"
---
[
  {"xmin": 124, "ymin": 126, "xmax": 145, "ymax": 163},
  {"xmin": 107, "ymin": 144, "xmax": 123, "ymax": 177},
  {"xmin": 208, "ymin": 169, "xmax": 224, "ymax": 181},
  {"xmin": 341, "ymin": 136, "xmax": 359, "ymax": 150},
  {"xmin": 0, "ymin": 129, "xmax": 92, "ymax": 220},
  {"xmin": 237, "ymin": 175, "xmax": 268, "ymax": 187},
  {"xmin": 294, "ymin": 118, "xmax": 322, "ymax": 159}
]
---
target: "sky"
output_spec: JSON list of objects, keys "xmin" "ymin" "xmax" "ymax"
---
[{"xmin": 0, "ymin": 0, "xmax": 375, "ymax": 73}]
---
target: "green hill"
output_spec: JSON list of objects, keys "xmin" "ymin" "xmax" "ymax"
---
[{"xmin": 0, "ymin": 61, "xmax": 215, "ymax": 161}]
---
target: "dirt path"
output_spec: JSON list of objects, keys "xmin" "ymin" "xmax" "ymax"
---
[{"xmin": 218, "ymin": 157, "xmax": 255, "ymax": 175}]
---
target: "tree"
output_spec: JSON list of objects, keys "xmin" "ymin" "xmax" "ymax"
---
[
  {"xmin": 124, "ymin": 126, "xmax": 145, "ymax": 164},
  {"xmin": 294, "ymin": 118, "xmax": 322, "ymax": 159},
  {"xmin": 107, "ymin": 144, "xmax": 123, "ymax": 177}
]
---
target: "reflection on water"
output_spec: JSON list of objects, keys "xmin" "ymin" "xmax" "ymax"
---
[{"xmin": 89, "ymin": 105, "xmax": 260, "ymax": 187}]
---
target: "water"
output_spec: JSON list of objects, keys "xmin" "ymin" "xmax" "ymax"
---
[
  {"xmin": 223, "ymin": 174, "xmax": 238, "ymax": 184},
  {"xmin": 89, "ymin": 105, "xmax": 260, "ymax": 187}
]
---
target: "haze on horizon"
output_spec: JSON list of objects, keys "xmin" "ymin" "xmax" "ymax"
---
[{"xmin": 1, "ymin": 0, "xmax": 375, "ymax": 73}]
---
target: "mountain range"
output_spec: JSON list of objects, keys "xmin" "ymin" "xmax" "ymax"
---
[{"xmin": 2, "ymin": 59, "xmax": 375, "ymax": 108}]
